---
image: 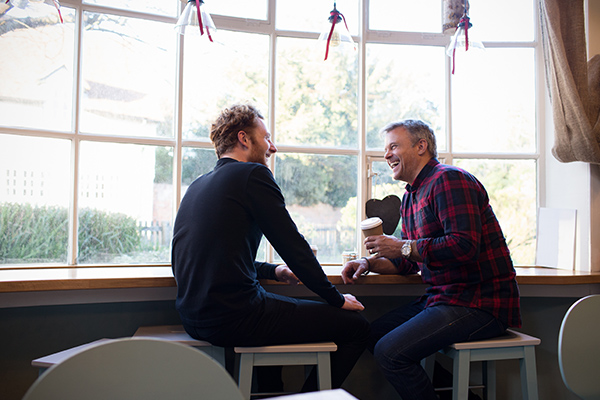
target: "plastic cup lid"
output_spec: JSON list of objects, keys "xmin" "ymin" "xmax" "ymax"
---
[{"xmin": 360, "ymin": 217, "xmax": 383, "ymax": 230}]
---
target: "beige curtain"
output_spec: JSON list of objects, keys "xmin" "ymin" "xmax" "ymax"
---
[{"xmin": 540, "ymin": 0, "xmax": 600, "ymax": 164}]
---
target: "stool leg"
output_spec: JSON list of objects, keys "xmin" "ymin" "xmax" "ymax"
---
[
  {"xmin": 483, "ymin": 360, "xmax": 496, "ymax": 400},
  {"xmin": 453, "ymin": 350, "xmax": 471, "ymax": 400},
  {"xmin": 520, "ymin": 346, "xmax": 539, "ymax": 400},
  {"xmin": 198, "ymin": 346, "xmax": 226, "ymax": 367},
  {"xmin": 316, "ymin": 352, "xmax": 332, "ymax": 390},
  {"xmin": 421, "ymin": 354, "xmax": 435, "ymax": 380},
  {"xmin": 237, "ymin": 353, "xmax": 254, "ymax": 400}
]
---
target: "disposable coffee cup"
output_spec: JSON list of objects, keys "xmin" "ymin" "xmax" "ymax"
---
[
  {"xmin": 310, "ymin": 245, "xmax": 318, "ymax": 256},
  {"xmin": 361, "ymin": 217, "xmax": 383, "ymax": 238}
]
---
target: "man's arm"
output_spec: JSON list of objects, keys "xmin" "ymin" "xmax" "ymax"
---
[
  {"xmin": 364, "ymin": 235, "xmax": 423, "ymax": 263},
  {"xmin": 248, "ymin": 166, "xmax": 345, "ymax": 308},
  {"xmin": 341, "ymin": 256, "xmax": 403, "ymax": 284}
]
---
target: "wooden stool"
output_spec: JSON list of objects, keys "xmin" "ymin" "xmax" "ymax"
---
[
  {"xmin": 234, "ymin": 342, "xmax": 337, "ymax": 400},
  {"xmin": 133, "ymin": 325, "xmax": 226, "ymax": 366},
  {"xmin": 422, "ymin": 329, "xmax": 540, "ymax": 400}
]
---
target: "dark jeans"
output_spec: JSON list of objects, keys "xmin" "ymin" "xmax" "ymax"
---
[
  {"xmin": 369, "ymin": 297, "xmax": 506, "ymax": 400},
  {"xmin": 184, "ymin": 292, "xmax": 370, "ymax": 389}
]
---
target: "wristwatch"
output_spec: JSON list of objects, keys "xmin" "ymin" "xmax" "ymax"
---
[{"xmin": 401, "ymin": 240, "xmax": 413, "ymax": 259}]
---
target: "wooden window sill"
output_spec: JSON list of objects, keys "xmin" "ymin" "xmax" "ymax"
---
[{"xmin": 1, "ymin": 265, "xmax": 600, "ymax": 294}]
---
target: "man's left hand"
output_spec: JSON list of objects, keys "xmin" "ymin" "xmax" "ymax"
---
[
  {"xmin": 364, "ymin": 235, "xmax": 403, "ymax": 259},
  {"xmin": 275, "ymin": 265, "xmax": 300, "ymax": 285}
]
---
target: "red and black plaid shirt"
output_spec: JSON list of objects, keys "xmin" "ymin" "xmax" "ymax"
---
[{"xmin": 391, "ymin": 158, "xmax": 522, "ymax": 328}]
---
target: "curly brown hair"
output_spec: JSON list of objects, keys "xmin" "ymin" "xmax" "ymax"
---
[{"xmin": 210, "ymin": 104, "xmax": 264, "ymax": 158}]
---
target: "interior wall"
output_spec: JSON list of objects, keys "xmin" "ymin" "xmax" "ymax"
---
[{"xmin": 0, "ymin": 296, "xmax": 582, "ymax": 400}]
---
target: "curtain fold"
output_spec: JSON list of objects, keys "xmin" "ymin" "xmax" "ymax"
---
[{"xmin": 540, "ymin": 0, "xmax": 600, "ymax": 164}]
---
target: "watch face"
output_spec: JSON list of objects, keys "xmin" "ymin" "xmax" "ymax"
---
[{"xmin": 402, "ymin": 242, "xmax": 411, "ymax": 257}]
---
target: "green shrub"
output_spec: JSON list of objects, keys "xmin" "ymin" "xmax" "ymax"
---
[
  {"xmin": 0, "ymin": 203, "xmax": 68, "ymax": 263},
  {"xmin": 0, "ymin": 203, "xmax": 141, "ymax": 264}
]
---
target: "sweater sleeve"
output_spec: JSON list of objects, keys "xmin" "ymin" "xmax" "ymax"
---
[
  {"xmin": 255, "ymin": 261, "xmax": 278, "ymax": 280},
  {"xmin": 246, "ymin": 165, "xmax": 345, "ymax": 308}
]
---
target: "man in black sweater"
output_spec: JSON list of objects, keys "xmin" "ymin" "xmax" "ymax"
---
[{"xmin": 172, "ymin": 104, "xmax": 369, "ymax": 389}]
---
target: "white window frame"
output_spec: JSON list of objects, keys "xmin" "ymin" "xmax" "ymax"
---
[{"xmin": 0, "ymin": 0, "xmax": 546, "ymax": 268}]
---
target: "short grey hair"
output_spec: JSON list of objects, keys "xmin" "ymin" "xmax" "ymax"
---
[{"xmin": 381, "ymin": 119, "xmax": 438, "ymax": 159}]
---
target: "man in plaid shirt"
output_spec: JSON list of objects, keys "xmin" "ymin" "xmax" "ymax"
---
[{"xmin": 342, "ymin": 119, "xmax": 521, "ymax": 400}]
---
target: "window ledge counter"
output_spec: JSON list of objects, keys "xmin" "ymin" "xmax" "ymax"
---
[{"xmin": 1, "ymin": 265, "xmax": 600, "ymax": 308}]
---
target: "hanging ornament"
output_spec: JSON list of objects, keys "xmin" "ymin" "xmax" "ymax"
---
[
  {"xmin": 446, "ymin": 0, "xmax": 484, "ymax": 74},
  {"xmin": 317, "ymin": 2, "xmax": 355, "ymax": 61},
  {"xmin": 175, "ymin": 0, "xmax": 216, "ymax": 41},
  {"xmin": 4, "ymin": 0, "xmax": 63, "ymax": 23},
  {"xmin": 53, "ymin": 0, "xmax": 63, "ymax": 23}
]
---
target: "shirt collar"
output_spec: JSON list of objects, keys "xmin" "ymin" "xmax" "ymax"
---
[{"xmin": 405, "ymin": 158, "xmax": 439, "ymax": 192}]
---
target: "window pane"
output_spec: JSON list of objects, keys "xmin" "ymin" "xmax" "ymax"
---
[
  {"xmin": 181, "ymin": 147, "xmax": 217, "ymax": 187},
  {"xmin": 0, "ymin": 135, "xmax": 71, "ymax": 264},
  {"xmin": 276, "ymin": 37, "xmax": 358, "ymax": 148},
  {"xmin": 182, "ymin": 30, "xmax": 269, "ymax": 140},
  {"xmin": 469, "ymin": 0, "xmax": 534, "ymax": 42},
  {"xmin": 451, "ymin": 48, "xmax": 536, "ymax": 153},
  {"xmin": 454, "ymin": 159, "xmax": 537, "ymax": 265},
  {"xmin": 78, "ymin": 142, "xmax": 173, "ymax": 264},
  {"xmin": 210, "ymin": 0, "xmax": 267, "ymax": 21},
  {"xmin": 0, "ymin": 4, "xmax": 75, "ymax": 132},
  {"xmin": 276, "ymin": 0, "xmax": 358, "ymax": 35},
  {"xmin": 369, "ymin": 0, "xmax": 441, "ymax": 33},
  {"xmin": 366, "ymin": 44, "xmax": 446, "ymax": 151},
  {"xmin": 81, "ymin": 12, "xmax": 176, "ymax": 138},
  {"xmin": 274, "ymin": 153, "xmax": 358, "ymax": 263},
  {"xmin": 83, "ymin": 0, "xmax": 177, "ymax": 17}
]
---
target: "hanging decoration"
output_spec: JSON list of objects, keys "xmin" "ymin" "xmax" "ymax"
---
[
  {"xmin": 317, "ymin": 2, "xmax": 355, "ymax": 61},
  {"xmin": 4, "ymin": 0, "xmax": 63, "ymax": 23},
  {"xmin": 442, "ymin": 0, "xmax": 464, "ymax": 35},
  {"xmin": 52, "ymin": 0, "xmax": 62, "ymax": 23},
  {"xmin": 445, "ymin": 0, "xmax": 484, "ymax": 74},
  {"xmin": 175, "ymin": 0, "xmax": 215, "ymax": 41}
]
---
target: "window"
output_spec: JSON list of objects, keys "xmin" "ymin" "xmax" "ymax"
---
[{"xmin": 0, "ymin": 0, "xmax": 540, "ymax": 267}]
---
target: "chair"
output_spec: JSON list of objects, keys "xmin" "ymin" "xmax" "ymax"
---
[
  {"xmin": 23, "ymin": 338, "xmax": 244, "ymax": 400},
  {"xmin": 234, "ymin": 342, "xmax": 337, "ymax": 400},
  {"xmin": 422, "ymin": 329, "xmax": 540, "ymax": 400},
  {"xmin": 558, "ymin": 295, "xmax": 600, "ymax": 400},
  {"xmin": 133, "ymin": 324, "xmax": 225, "ymax": 366},
  {"xmin": 269, "ymin": 388, "xmax": 358, "ymax": 399}
]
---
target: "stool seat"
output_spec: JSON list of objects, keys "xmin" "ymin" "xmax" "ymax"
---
[
  {"xmin": 234, "ymin": 342, "xmax": 337, "ymax": 400},
  {"xmin": 133, "ymin": 325, "xmax": 211, "ymax": 346},
  {"xmin": 234, "ymin": 342, "xmax": 338, "ymax": 354},
  {"xmin": 133, "ymin": 325, "xmax": 225, "ymax": 366},
  {"xmin": 448, "ymin": 330, "xmax": 540, "ymax": 350},
  {"xmin": 422, "ymin": 329, "xmax": 540, "ymax": 400}
]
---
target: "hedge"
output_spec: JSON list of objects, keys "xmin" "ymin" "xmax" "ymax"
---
[{"xmin": 0, "ymin": 203, "xmax": 141, "ymax": 264}]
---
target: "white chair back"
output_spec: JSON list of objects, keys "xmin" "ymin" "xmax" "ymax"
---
[
  {"xmin": 23, "ymin": 338, "xmax": 244, "ymax": 400},
  {"xmin": 558, "ymin": 295, "xmax": 600, "ymax": 400}
]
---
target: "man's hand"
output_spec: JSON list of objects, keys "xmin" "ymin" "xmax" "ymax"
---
[
  {"xmin": 274, "ymin": 265, "xmax": 299, "ymax": 285},
  {"xmin": 364, "ymin": 235, "xmax": 403, "ymax": 259},
  {"xmin": 341, "ymin": 293, "xmax": 364, "ymax": 311},
  {"xmin": 341, "ymin": 258, "xmax": 369, "ymax": 284}
]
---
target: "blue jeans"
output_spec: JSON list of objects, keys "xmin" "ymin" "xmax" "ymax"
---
[{"xmin": 369, "ymin": 297, "xmax": 506, "ymax": 400}]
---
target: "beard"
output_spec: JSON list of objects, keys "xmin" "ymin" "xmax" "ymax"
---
[{"xmin": 248, "ymin": 137, "xmax": 268, "ymax": 166}]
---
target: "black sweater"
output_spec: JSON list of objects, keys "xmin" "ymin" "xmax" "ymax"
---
[{"xmin": 172, "ymin": 158, "xmax": 344, "ymax": 327}]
